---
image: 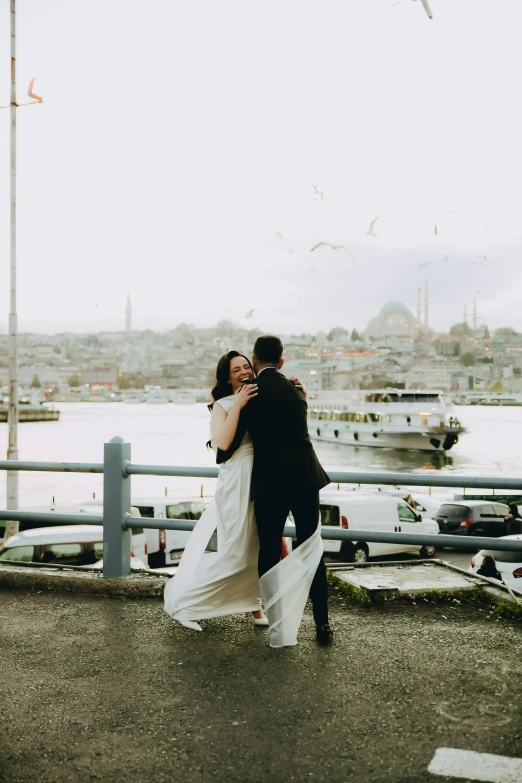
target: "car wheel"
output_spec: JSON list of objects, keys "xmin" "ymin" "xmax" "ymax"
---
[
  {"xmin": 352, "ymin": 543, "xmax": 369, "ymax": 563},
  {"xmin": 420, "ymin": 545, "xmax": 436, "ymax": 558}
]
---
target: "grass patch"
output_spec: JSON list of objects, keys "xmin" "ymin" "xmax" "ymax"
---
[
  {"xmin": 327, "ymin": 571, "xmax": 372, "ymax": 606},
  {"xmin": 328, "ymin": 571, "xmax": 522, "ymax": 621}
]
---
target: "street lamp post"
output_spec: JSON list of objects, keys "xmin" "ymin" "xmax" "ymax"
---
[{"xmin": 6, "ymin": 0, "xmax": 19, "ymax": 539}]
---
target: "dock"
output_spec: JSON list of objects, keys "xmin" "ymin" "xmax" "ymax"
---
[{"xmin": 0, "ymin": 406, "xmax": 60, "ymax": 423}]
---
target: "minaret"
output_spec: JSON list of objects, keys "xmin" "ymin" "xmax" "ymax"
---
[
  {"xmin": 473, "ymin": 299, "xmax": 477, "ymax": 331},
  {"xmin": 417, "ymin": 286, "xmax": 422, "ymax": 323},
  {"xmin": 464, "ymin": 304, "xmax": 468, "ymax": 325},
  {"xmin": 424, "ymin": 280, "xmax": 429, "ymax": 328},
  {"xmin": 125, "ymin": 294, "xmax": 132, "ymax": 333}
]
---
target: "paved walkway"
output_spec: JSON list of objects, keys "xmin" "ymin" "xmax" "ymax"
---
[{"xmin": 0, "ymin": 588, "xmax": 521, "ymax": 783}]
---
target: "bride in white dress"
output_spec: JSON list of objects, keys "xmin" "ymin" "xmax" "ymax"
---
[
  {"xmin": 164, "ymin": 352, "xmax": 266, "ymax": 630},
  {"xmin": 164, "ymin": 351, "xmax": 323, "ymax": 647}
]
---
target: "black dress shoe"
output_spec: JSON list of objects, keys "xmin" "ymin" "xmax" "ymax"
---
[{"xmin": 316, "ymin": 624, "xmax": 333, "ymax": 646}]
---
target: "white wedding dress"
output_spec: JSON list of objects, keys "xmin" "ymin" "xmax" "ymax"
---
[{"xmin": 163, "ymin": 395, "xmax": 323, "ymax": 648}]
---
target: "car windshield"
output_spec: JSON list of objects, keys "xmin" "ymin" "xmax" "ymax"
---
[
  {"xmin": 480, "ymin": 549, "xmax": 522, "ymax": 564},
  {"xmin": 437, "ymin": 504, "xmax": 471, "ymax": 520}
]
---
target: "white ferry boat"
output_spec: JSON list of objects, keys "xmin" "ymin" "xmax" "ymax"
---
[
  {"xmin": 308, "ymin": 389, "xmax": 465, "ymax": 451},
  {"xmin": 146, "ymin": 387, "xmax": 169, "ymax": 404}
]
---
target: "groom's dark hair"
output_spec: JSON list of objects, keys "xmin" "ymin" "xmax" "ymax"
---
[{"xmin": 253, "ymin": 335, "xmax": 283, "ymax": 365}]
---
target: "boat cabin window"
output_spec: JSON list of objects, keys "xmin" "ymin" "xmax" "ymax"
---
[
  {"xmin": 365, "ymin": 393, "xmax": 392, "ymax": 403},
  {"xmin": 386, "ymin": 393, "xmax": 442, "ymax": 403},
  {"xmin": 135, "ymin": 505, "xmax": 155, "ymax": 518}
]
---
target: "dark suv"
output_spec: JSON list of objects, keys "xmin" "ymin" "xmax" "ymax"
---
[{"xmin": 434, "ymin": 501, "xmax": 509, "ymax": 537}]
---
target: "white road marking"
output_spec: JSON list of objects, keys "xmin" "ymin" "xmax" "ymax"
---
[{"xmin": 428, "ymin": 748, "xmax": 522, "ymax": 783}]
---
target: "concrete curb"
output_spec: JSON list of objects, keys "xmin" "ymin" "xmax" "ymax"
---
[{"xmin": 0, "ymin": 563, "xmax": 168, "ymax": 597}]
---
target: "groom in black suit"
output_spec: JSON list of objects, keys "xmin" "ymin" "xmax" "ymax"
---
[{"xmin": 217, "ymin": 335, "xmax": 332, "ymax": 645}]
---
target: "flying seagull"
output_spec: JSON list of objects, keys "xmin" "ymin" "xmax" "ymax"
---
[
  {"xmin": 418, "ymin": 254, "xmax": 452, "ymax": 271},
  {"xmin": 310, "ymin": 242, "xmax": 355, "ymax": 261},
  {"xmin": 420, "ymin": 0, "xmax": 433, "ymax": 18},
  {"xmin": 303, "ymin": 185, "xmax": 327, "ymax": 201},
  {"xmin": 28, "ymin": 78, "xmax": 43, "ymax": 103},
  {"xmin": 244, "ymin": 309, "xmax": 258, "ymax": 319},
  {"xmin": 275, "ymin": 232, "xmax": 293, "ymax": 253},
  {"xmin": 365, "ymin": 217, "xmax": 379, "ymax": 237},
  {"xmin": 391, "ymin": 0, "xmax": 433, "ymax": 18}
]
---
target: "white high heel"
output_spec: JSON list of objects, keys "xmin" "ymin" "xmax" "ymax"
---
[
  {"xmin": 253, "ymin": 616, "xmax": 269, "ymax": 626},
  {"xmin": 179, "ymin": 620, "xmax": 203, "ymax": 632}
]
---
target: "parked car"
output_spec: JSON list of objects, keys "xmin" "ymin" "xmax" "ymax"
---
[
  {"xmin": 0, "ymin": 523, "xmax": 147, "ymax": 569},
  {"xmin": 468, "ymin": 535, "xmax": 522, "ymax": 591},
  {"xmin": 434, "ymin": 501, "xmax": 509, "ymax": 538},
  {"xmin": 287, "ymin": 492, "xmax": 439, "ymax": 563}
]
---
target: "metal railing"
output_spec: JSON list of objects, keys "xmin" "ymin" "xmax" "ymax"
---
[{"xmin": 0, "ymin": 435, "xmax": 522, "ymax": 578}]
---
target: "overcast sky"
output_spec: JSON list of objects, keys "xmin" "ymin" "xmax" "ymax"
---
[{"xmin": 0, "ymin": 0, "xmax": 521, "ymax": 336}]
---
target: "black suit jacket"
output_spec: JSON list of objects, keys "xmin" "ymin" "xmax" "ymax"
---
[{"xmin": 216, "ymin": 368, "xmax": 330, "ymax": 499}]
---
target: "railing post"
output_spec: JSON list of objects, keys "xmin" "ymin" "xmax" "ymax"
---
[{"xmin": 103, "ymin": 436, "xmax": 131, "ymax": 578}]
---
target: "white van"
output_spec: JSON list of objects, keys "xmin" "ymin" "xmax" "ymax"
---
[
  {"xmin": 128, "ymin": 496, "xmax": 212, "ymax": 569},
  {"xmin": 313, "ymin": 491, "xmax": 439, "ymax": 562},
  {"xmin": 0, "ymin": 522, "xmax": 147, "ymax": 569}
]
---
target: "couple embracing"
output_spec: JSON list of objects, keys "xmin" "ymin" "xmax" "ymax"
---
[{"xmin": 164, "ymin": 335, "xmax": 332, "ymax": 647}]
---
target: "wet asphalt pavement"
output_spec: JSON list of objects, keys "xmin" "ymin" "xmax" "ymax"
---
[{"xmin": 0, "ymin": 588, "xmax": 521, "ymax": 783}]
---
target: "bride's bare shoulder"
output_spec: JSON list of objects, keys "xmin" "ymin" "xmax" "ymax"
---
[{"xmin": 214, "ymin": 395, "xmax": 235, "ymax": 413}]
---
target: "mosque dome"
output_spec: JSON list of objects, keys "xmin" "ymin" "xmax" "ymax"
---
[{"xmin": 365, "ymin": 301, "xmax": 422, "ymax": 340}]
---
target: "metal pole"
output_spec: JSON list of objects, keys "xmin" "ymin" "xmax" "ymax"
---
[
  {"xmin": 103, "ymin": 436, "xmax": 131, "ymax": 577},
  {"xmin": 5, "ymin": 0, "xmax": 19, "ymax": 540}
]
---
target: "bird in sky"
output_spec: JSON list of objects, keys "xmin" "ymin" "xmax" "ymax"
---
[
  {"xmin": 275, "ymin": 232, "xmax": 293, "ymax": 253},
  {"xmin": 420, "ymin": 0, "xmax": 433, "ymax": 19},
  {"xmin": 303, "ymin": 185, "xmax": 326, "ymax": 201},
  {"xmin": 365, "ymin": 217, "xmax": 379, "ymax": 237},
  {"xmin": 310, "ymin": 242, "xmax": 355, "ymax": 261},
  {"xmin": 28, "ymin": 77, "xmax": 43, "ymax": 103},
  {"xmin": 244, "ymin": 309, "xmax": 258, "ymax": 319},
  {"xmin": 391, "ymin": 0, "xmax": 433, "ymax": 19},
  {"xmin": 418, "ymin": 254, "xmax": 452, "ymax": 271},
  {"xmin": 309, "ymin": 268, "xmax": 316, "ymax": 274},
  {"xmin": 433, "ymin": 224, "xmax": 439, "ymax": 236}
]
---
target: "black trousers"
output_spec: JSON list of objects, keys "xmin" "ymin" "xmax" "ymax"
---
[{"xmin": 254, "ymin": 486, "xmax": 329, "ymax": 626}]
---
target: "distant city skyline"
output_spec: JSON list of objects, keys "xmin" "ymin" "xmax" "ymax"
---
[{"xmin": 0, "ymin": 286, "xmax": 513, "ymax": 337}]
